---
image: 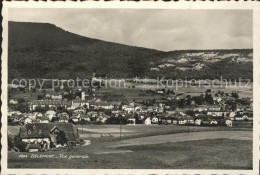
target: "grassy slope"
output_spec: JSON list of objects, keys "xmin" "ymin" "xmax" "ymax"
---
[{"xmin": 8, "ymin": 139, "xmax": 252, "ymax": 169}]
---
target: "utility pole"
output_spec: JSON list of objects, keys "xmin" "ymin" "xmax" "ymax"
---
[
  {"xmin": 187, "ymin": 117, "xmax": 190, "ymax": 135},
  {"xmin": 120, "ymin": 116, "xmax": 122, "ymax": 141}
]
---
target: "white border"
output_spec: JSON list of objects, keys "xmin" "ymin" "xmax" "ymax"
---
[{"xmin": 1, "ymin": 1, "xmax": 260, "ymax": 175}]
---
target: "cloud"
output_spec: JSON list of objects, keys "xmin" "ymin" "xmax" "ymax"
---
[{"xmin": 9, "ymin": 8, "xmax": 252, "ymax": 51}]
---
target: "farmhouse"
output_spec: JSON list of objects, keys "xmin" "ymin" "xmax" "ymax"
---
[{"xmin": 19, "ymin": 123, "xmax": 79, "ymax": 149}]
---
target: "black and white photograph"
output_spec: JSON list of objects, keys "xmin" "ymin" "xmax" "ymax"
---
[{"xmin": 1, "ymin": 2, "xmax": 260, "ymax": 174}]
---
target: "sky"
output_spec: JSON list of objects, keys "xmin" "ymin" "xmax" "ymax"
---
[{"xmin": 9, "ymin": 8, "xmax": 253, "ymax": 51}]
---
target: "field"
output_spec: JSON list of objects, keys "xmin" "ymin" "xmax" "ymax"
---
[
  {"xmin": 8, "ymin": 124, "xmax": 253, "ymax": 169},
  {"xmin": 9, "ymin": 80, "xmax": 253, "ymax": 102}
]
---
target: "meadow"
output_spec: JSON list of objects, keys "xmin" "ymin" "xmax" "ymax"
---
[{"xmin": 8, "ymin": 124, "xmax": 252, "ymax": 169}]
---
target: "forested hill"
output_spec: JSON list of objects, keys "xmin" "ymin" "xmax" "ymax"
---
[
  {"xmin": 8, "ymin": 21, "xmax": 253, "ymax": 80},
  {"xmin": 8, "ymin": 21, "xmax": 162, "ymax": 79}
]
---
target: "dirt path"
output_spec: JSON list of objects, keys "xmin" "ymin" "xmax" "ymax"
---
[
  {"xmin": 80, "ymin": 127, "xmax": 135, "ymax": 133},
  {"xmin": 108, "ymin": 131, "xmax": 252, "ymax": 148}
]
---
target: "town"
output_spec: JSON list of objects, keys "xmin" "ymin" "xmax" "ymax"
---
[{"xmin": 7, "ymin": 79, "xmax": 253, "ymax": 152}]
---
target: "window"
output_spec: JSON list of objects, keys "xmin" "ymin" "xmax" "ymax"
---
[{"xmin": 28, "ymin": 130, "xmax": 31, "ymax": 134}]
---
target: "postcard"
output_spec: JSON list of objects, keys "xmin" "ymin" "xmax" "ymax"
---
[{"xmin": 1, "ymin": 1, "xmax": 260, "ymax": 175}]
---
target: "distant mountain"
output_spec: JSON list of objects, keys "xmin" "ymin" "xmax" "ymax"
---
[
  {"xmin": 8, "ymin": 21, "xmax": 253, "ymax": 80},
  {"xmin": 147, "ymin": 49, "xmax": 253, "ymax": 80}
]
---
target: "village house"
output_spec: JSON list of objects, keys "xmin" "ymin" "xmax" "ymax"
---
[
  {"xmin": 111, "ymin": 110, "xmax": 121, "ymax": 114},
  {"xmin": 101, "ymin": 116, "xmax": 108, "ymax": 123},
  {"xmin": 194, "ymin": 118, "xmax": 202, "ymax": 126},
  {"xmin": 228, "ymin": 111, "xmax": 236, "ymax": 120},
  {"xmin": 193, "ymin": 105, "xmax": 208, "ymax": 112},
  {"xmin": 207, "ymin": 110, "xmax": 228, "ymax": 117},
  {"xmin": 45, "ymin": 110, "xmax": 56, "ymax": 121},
  {"xmin": 51, "ymin": 95, "xmax": 62, "ymax": 100},
  {"xmin": 24, "ymin": 117, "xmax": 33, "ymax": 124},
  {"xmin": 71, "ymin": 100, "xmax": 89, "ymax": 109},
  {"xmin": 122, "ymin": 105, "xmax": 135, "ymax": 113},
  {"xmin": 178, "ymin": 119, "xmax": 186, "ymax": 125},
  {"xmin": 207, "ymin": 105, "xmax": 222, "ymax": 111},
  {"xmin": 186, "ymin": 117, "xmax": 195, "ymax": 124},
  {"xmin": 57, "ymin": 112, "xmax": 70, "ymax": 121},
  {"xmin": 151, "ymin": 116, "xmax": 159, "ymax": 124},
  {"xmin": 172, "ymin": 118, "xmax": 178, "ymax": 125},
  {"xmin": 9, "ymin": 99, "xmax": 18, "ymax": 105},
  {"xmin": 87, "ymin": 111, "xmax": 98, "ymax": 118},
  {"xmin": 27, "ymin": 113, "xmax": 38, "ymax": 120},
  {"xmin": 19, "ymin": 123, "xmax": 79, "ymax": 151},
  {"xmin": 39, "ymin": 117, "xmax": 49, "ymax": 123},
  {"xmin": 145, "ymin": 117, "xmax": 152, "ymax": 125},
  {"xmin": 58, "ymin": 115, "xmax": 69, "ymax": 123},
  {"xmin": 82, "ymin": 116, "xmax": 91, "ymax": 122},
  {"xmin": 166, "ymin": 117, "xmax": 173, "ymax": 124},
  {"xmin": 28, "ymin": 100, "xmax": 70, "ymax": 111},
  {"xmin": 70, "ymin": 117, "xmax": 79, "ymax": 123},
  {"xmin": 127, "ymin": 117, "xmax": 136, "ymax": 125},
  {"xmin": 98, "ymin": 103, "xmax": 114, "ymax": 110}
]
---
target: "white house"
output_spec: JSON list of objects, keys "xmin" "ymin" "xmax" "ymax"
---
[
  {"xmin": 194, "ymin": 119, "xmax": 202, "ymax": 126},
  {"xmin": 229, "ymin": 111, "xmax": 236, "ymax": 120},
  {"xmin": 40, "ymin": 117, "xmax": 49, "ymax": 123},
  {"xmin": 226, "ymin": 119, "xmax": 232, "ymax": 127},
  {"xmin": 45, "ymin": 110, "xmax": 56, "ymax": 121},
  {"xmin": 51, "ymin": 95, "xmax": 62, "ymax": 100},
  {"xmin": 178, "ymin": 119, "xmax": 186, "ymax": 125},
  {"xmin": 24, "ymin": 118, "xmax": 33, "ymax": 124},
  {"xmin": 9, "ymin": 99, "xmax": 18, "ymax": 104},
  {"xmin": 127, "ymin": 118, "xmax": 136, "ymax": 125},
  {"xmin": 145, "ymin": 117, "xmax": 152, "ymax": 125}
]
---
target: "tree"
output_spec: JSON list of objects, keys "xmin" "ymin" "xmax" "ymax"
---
[
  {"xmin": 56, "ymin": 130, "xmax": 68, "ymax": 146},
  {"xmin": 37, "ymin": 94, "xmax": 44, "ymax": 100},
  {"xmin": 231, "ymin": 91, "xmax": 239, "ymax": 99},
  {"xmin": 68, "ymin": 118, "xmax": 75, "ymax": 125},
  {"xmin": 18, "ymin": 98, "xmax": 25, "ymax": 104},
  {"xmin": 54, "ymin": 87, "xmax": 60, "ymax": 92},
  {"xmin": 205, "ymin": 94, "xmax": 214, "ymax": 105},
  {"xmin": 15, "ymin": 102, "xmax": 30, "ymax": 113},
  {"xmin": 178, "ymin": 99, "xmax": 185, "ymax": 108},
  {"xmin": 32, "ymin": 88, "xmax": 36, "ymax": 93},
  {"xmin": 13, "ymin": 136, "xmax": 27, "ymax": 152},
  {"xmin": 185, "ymin": 110, "xmax": 195, "ymax": 116},
  {"xmin": 206, "ymin": 89, "xmax": 211, "ymax": 93},
  {"xmin": 51, "ymin": 117, "xmax": 59, "ymax": 123}
]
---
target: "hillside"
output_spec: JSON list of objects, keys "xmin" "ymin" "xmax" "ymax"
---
[
  {"xmin": 8, "ymin": 22, "xmax": 162, "ymax": 79},
  {"xmin": 8, "ymin": 21, "xmax": 253, "ymax": 80},
  {"xmin": 147, "ymin": 49, "xmax": 253, "ymax": 80}
]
